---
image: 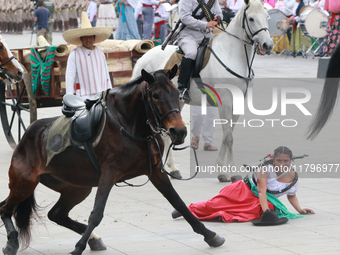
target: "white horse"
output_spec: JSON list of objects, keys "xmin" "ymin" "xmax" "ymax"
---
[{"xmin": 132, "ymin": 0, "xmax": 273, "ymax": 181}]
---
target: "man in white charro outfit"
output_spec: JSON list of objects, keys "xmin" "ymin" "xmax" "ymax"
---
[{"xmin": 177, "ymin": 0, "xmax": 223, "ymax": 101}]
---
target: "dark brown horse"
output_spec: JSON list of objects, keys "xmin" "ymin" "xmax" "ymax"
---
[
  {"xmin": 0, "ymin": 35, "xmax": 23, "ymax": 83},
  {"xmin": 0, "ymin": 66, "xmax": 225, "ymax": 255}
]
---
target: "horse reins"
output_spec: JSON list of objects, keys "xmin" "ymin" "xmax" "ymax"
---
[
  {"xmin": 102, "ymin": 80, "xmax": 183, "ymax": 187},
  {"xmin": 0, "ymin": 55, "xmax": 16, "ymax": 78},
  {"xmin": 145, "ymin": 81, "xmax": 180, "ymax": 135},
  {"xmin": 207, "ymin": 5, "xmax": 269, "ymax": 82}
]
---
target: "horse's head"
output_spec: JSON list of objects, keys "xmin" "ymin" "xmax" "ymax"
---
[
  {"xmin": 141, "ymin": 65, "xmax": 187, "ymax": 145},
  {"xmin": 241, "ymin": 0, "xmax": 273, "ymax": 55},
  {"xmin": 0, "ymin": 35, "xmax": 23, "ymax": 83}
]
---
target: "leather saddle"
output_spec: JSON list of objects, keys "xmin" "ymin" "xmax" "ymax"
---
[
  {"xmin": 164, "ymin": 37, "xmax": 212, "ymax": 77},
  {"xmin": 62, "ymin": 94, "xmax": 104, "ymax": 143},
  {"xmin": 62, "ymin": 94, "xmax": 105, "ymax": 174}
]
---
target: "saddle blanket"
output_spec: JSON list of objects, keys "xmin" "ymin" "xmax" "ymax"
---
[
  {"xmin": 46, "ymin": 113, "xmax": 106, "ymax": 166},
  {"xmin": 164, "ymin": 37, "xmax": 214, "ymax": 75}
]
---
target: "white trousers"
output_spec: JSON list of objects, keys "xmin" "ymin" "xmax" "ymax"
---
[{"xmin": 191, "ymin": 106, "xmax": 218, "ymax": 144}]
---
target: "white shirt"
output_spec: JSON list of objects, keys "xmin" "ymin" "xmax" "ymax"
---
[
  {"xmin": 140, "ymin": 0, "xmax": 159, "ymax": 6},
  {"xmin": 226, "ymin": 0, "xmax": 244, "ymax": 13},
  {"xmin": 283, "ymin": 0, "xmax": 297, "ymax": 16},
  {"xmin": 253, "ymin": 164, "xmax": 299, "ymax": 198},
  {"xmin": 135, "ymin": 1, "xmax": 143, "ymax": 20},
  {"xmin": 66, "ymin": 46, "xmax": 112, "ymax": 99},
  {"xmin": 87, "ymin": 1, "xmax": 97, "ymax": 22},
  {"xmin": 154, "ymin": 3, "xmax": 169, "ymax": 23},
  {"xmin": 311, "ymin": 0, "xmax": 325, "ymax": 10}
]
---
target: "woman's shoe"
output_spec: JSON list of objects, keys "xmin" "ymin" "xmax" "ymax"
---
[{"xmin": 171, "ymin": 209, "xmax": 182, "ymax": 219}]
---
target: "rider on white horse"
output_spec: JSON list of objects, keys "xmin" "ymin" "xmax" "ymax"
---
[{"xmin": 177, "ymin": 0, "xmax": 222, "ymax": 101}]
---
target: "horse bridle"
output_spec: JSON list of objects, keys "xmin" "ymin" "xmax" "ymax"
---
[
  {"xmin": 0, "ymin": 55, "xmax": 17, "ymax": 79},
  {"xmin": 146, "ymin": 81, "xmax": 180, "ymax": 135},
  {"xmin": 208, "ymin": 5, "xmax": 269, "ymax": 82},
  {"xmin": 242, "ymin": 5, "xmax": 269, "ymax": 45},
  {"xmin": 102, "ymin": 79, "xmax": 181, "ymax": 187}
]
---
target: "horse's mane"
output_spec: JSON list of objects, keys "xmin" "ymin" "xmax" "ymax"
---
[{"xmin": 112, "ymin": 69, "xmax": 171, "ymax": 99}]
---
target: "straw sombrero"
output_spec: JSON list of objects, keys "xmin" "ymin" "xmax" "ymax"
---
[
  {"xmin": 62, "ymin": 12, "xmax": 112, "ymax": 46},
  {"xmin": 251, "ymin": 209, "xmax": 288, "ymax": 226}
]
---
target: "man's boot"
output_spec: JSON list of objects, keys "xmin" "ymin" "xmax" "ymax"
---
[
  {"xmin": 9, "ymin": 22, "xmax": 14, "ymax": 34},
  {"xmin": 58, "ymin": 20, "xmax": 63, "ymax": 32},
  {"xmin": 53, "ymin": 20, "xmax": 57, "ymax": 31},
  {"xmin": 64, "ymin": 21, "xmax": 69, "ymax": 31},
  {"xmin": 178, "ymin": 57, "xmax": 195, "ymax": 101},
  {"xmin": 18, "ymin": 22, "xmax": 23, "ymax": 34},
  {"xmin": 69, "ymin": 18, "xmax": 73, "ymax": 29},
  {"xmin": 73, "ymin": 18, "xmax": 78, "ymax": 28},
  {"xmin": 1, "ymin": 22, "xmax": 7, "ymax": 33}
]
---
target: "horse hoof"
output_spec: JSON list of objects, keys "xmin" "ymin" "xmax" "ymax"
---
[
  {"xmin": 204, "ymin": 234, "xmax": 225, "ymax": 247},
  {"xmin": 88, "ymin": 237, "xmax": 107, "ymax": 251},
  {"xmin": 170, "ymin": 170, "xmax": 182, "ymax": 179},
  {"xmin": 217, "ymin": 174, "xmax": 231, "ymax": 182},
  {"xmin": 2, "ymin": 242, "xmax": 19, "ymax": 255},
  {"xmin": 171, "ymin": 209, "xmax": 182, "ymax": 219},
  {"xmin": 231, "ymin": 175, "xmax": 243, "ymax": 183}
]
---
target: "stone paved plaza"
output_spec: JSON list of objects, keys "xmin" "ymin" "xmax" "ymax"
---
[{"xmin": 0, "ymin": 31, "xmax": 339, "ymax": 255}]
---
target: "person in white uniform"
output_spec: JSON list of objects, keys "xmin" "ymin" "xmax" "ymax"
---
[{"xmin": 177, "ymin": 0, "xmax": 222, "ymax": 101}]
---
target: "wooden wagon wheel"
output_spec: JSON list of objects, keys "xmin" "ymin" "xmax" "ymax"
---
[{"xmin": 0, "ymin": 67, "xmax": 37, "ymax": 149}]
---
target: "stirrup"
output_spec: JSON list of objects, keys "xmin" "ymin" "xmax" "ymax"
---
[{"xmin": 179, "ymin": 88, "xmax": 190, "ymax": 101}]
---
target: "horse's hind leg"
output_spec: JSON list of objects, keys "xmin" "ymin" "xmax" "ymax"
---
[
  {"xmin": 150, "ymin": 171, "xmax": 225, "ymax": 247},
  {"xmin": 1, "ymin": 210, "xmax": 18, "ymax": 255},
  {"xmin": 0, "ymin": 165, "xmax": 39, "ymax": 255},
  {"xmin": 39, "ymin": 174, "xmax": 106, "ymax": 251}
]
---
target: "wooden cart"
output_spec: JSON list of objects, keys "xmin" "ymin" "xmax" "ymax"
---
[{"xmin": 0, "ymin": 47, "xmax": 144, "ymax": 149}]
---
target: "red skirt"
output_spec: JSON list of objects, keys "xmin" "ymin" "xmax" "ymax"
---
[{"xmin": 188, "ymin": 181, "xmax": 275, "ymax": 223}]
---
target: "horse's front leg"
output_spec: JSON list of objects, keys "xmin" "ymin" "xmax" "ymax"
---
[
  {"xmin": 215, "ymin": 105, "xmax": 237, "ymax": 182},
  {"xmin": 163, "ymin": 134, "xmax": 182, "ymax": 178},
  {"xmin": 70, "ymin": 170, "xmax": 117, "ymax": 255},
  {"xmin": 150, "ymin": 170, "xmax": 225, "ymax": 247}
]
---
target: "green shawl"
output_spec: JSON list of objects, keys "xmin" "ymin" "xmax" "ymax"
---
[{"xmin": 248, "ymin": 176, "xmax": 305, "ymax": 219}]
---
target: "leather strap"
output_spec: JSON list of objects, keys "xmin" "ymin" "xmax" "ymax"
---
[{"xmin": 193, "ymin": 0, "xmax": 216, "ymax": 21}]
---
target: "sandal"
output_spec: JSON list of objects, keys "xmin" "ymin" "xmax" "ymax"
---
[
  {"xmin": 191, "ymin": 136, "xmax": 199, "ymax": 149},
  {"xmin": 204, "ymin": 144, "xmax": 218, "ymax": 151}
]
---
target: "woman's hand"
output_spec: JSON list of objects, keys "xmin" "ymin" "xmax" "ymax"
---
[{"xmin": 299, "ymin": 208, "xmax": 315, "ymax": 214}]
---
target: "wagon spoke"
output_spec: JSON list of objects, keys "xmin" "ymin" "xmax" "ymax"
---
[{"xmin": 8, "ymin": 110, "xmax": 16, "ymax": 136}]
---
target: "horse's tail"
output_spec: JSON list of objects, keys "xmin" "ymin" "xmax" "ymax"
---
[
  {"xmin": 13, "ymin": 193, "xmax": 38, "ymax": 248},
  {"xmin": 307, "ymin": 44, "xmax": 340, "ymax": 140}
]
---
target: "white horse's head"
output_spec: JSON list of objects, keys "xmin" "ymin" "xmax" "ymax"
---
[
  {"xmin": 0, "ymin": 35, "xmax": 24, "ymax": 83},
  {"xmin": 237, "ymin": 0, "xmax": 273, "ymax": 54}
]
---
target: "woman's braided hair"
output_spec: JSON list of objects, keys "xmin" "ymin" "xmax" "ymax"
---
[{"xmin": 273, "ymin": 146, "xmax": 293, "ymax": 160}]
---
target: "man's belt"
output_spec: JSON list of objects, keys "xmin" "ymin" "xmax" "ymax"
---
[
  {"xmin": 155, "ymin": 20, "xmax": 166, "ymax": 38},
  {"xmin": 101, "ymin": 2, "xmax": 113, "ymax": 4},
  {"xmin": 243, "ymin": 172, "xmax": 299, "ymax": 195},
  {"xmin": 194, "ymin": 0, "xmax": 215, "ymax": 21},
  {"xmin": 143, "ymin": 4, "xmax": 153, "ymax": 7}
]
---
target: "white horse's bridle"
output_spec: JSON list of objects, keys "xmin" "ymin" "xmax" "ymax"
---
[
  {"xmin": 242, "ymin": 5, "xmax": 269, "ymax": 45},
  {"xmin": 207, "ymin": 4, "xmax": 269, "ymax": 82}
]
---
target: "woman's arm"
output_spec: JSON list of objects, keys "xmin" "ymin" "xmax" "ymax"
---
[
  {"xmin": 65, "ymin": 50, "xmax": 77, "ymax": 95},
  {"xmin": 287, "ymin": 194, "xmax": 315, "ymax": 214},
  {"xmin": 257, "ymin": 167, "xmax": 269, "ymax": 212}
]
